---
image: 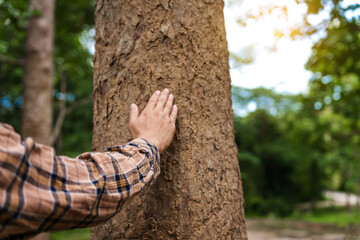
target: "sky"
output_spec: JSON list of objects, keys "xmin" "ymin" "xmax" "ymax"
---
[
  {"xmin": 223, "ymin": 0, "xmax": 315, "ymax": 94},
  {"xmin": 84, "ymin": 0, "xmax": 318, "ymax": 95},
  {"xmin": 85, "ymin": 0, "xmax": 359, "ymax": 95}
]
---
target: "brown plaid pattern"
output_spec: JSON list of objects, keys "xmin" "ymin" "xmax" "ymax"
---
[{"xmin": 0, "ymin": 123, "xmax": 160, "ymax": 239}]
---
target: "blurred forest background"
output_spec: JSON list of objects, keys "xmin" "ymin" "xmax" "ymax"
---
[{"xmin": 0, "ymin": 0, "xmax": 359, "ymax": 239}]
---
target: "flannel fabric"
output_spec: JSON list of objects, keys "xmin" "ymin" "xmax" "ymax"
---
[{"xmin": 0, "ymin": 123, "xmax": 160, "ymax": 239}]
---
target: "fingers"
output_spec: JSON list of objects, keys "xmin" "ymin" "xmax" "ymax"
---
[
  {"xmin": 170, "ymin": 105, "xmax": 178, "ymax": 122},
  {"xmin": 129, "ymin": 103, "xmax": 139, "ymax": 125},
  {"xmin": 155, "ymin": 88, "xmax": 169, "ymax": 110},
  {"xmin": 145, "ymin": 90, "xmax": 161, "ymax": 110},
  {"xmin": 164, "ymin": 94, "xmax": 174, "ymax": 115}
]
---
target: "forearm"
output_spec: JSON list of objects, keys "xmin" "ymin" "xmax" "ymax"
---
[
  {"xmin": 0, "ymin": 124, "xmax": 160, "ymax": 238},
  {"xmin": 67, "ymin": 138, "xmax": 160, "ymax": 228},
  {"xmin": 47, "ymin": 138, "xmax": 160, "ymax": 230}
]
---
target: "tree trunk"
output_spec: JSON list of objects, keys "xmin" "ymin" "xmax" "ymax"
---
[
  {"xmin": 91, "ymin": 0, "xmax": 247, "ymax": 239},
  {"xmin": 21, "ymin": 0, "xmax": 55, "ymax": 239},
  {"xmin": 21, "ymin": 0, "xmax": 55, "ymax": 146}
]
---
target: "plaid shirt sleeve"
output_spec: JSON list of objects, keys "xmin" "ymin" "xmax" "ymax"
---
[{"xmin": 0, "ymin": 123, "xmax": 160, "ymax": 239}]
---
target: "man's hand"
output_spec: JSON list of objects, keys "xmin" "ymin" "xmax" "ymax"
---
[{"xmin": 129, "ymin": 89, "xmax": 177, "ymax": 153}]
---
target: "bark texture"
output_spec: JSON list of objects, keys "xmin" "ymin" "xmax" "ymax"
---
[
  {"xmin": 91, "ymin": 0, "xmax": 247, "ymax": 239},
  {"xmin": 21, "ymin": 0, "xmax": 55, "ymax": 146},
  {"xmin": 22, "ymin": 1, "xmax": 55, "ymax": 239}
]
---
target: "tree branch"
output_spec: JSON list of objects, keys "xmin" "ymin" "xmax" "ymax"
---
[
  {"xmin": 50, "ymin": 71, "xmax": 92, "ymax": 146},
  {"xmin": 0, "ymin": 54, "xmax": 24, "ymax": 66},
  {"xmin": 50, "ymin": 71, "xmax": 67, "ymax": 146},
  {"xmin": 66, "ymin": 96, "xmax": 92, "ymax": 113}
]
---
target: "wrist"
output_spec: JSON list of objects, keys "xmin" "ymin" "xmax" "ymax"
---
[{"xmin": 141, "ymin": 137, "xmax": 162, "ymax": 153}]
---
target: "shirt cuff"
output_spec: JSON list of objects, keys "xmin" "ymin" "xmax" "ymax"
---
[{"xmin": 106, "ymin": 138, "xmax": 160, "ymax": 181}]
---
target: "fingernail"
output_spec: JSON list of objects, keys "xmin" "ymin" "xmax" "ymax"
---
[
  {"xmin": 169, "ymin": 94, "xmax": 173, "ymax": 98},
  {"xmin": 130, "ymin": 103, "xmax": 136, "ymax": 109},
  {"xmin": 164, "ymin": 88, "xmax": 169, "ymax": 93},
  {"xmin": 155, "ymin": 90, "xmax": 161, "ymax": 95},
  {"xmin": 174, "ymin": 105, "xmax": 177, "ymax": 109}
]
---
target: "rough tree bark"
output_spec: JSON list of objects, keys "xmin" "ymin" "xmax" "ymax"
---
[
  {"xmin": 21, "ymin": 0, "xmax": 55, "ymax": 239},
  {"xmin": 91, "ymin": 0, "xmax": 247, "ymax": 239}
]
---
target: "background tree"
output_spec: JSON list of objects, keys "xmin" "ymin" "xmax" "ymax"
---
[
  {"xmin": 0, "ymin": 0, "xmax": 94, "ymax": 155},
  {"xmin": 21, "ymin": 1, "xmax": 55, "ymax": 239},
  {"xmin": 21, "ymin": 0, "xmax": 55, "ymax": 145},
  {"xmin": 91, "ymin": 0, "xmax": 247, "ymax": 239}
]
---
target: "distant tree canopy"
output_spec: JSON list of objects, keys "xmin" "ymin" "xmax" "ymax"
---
[
  {"xmin": 230, "ymin": 0, "xmax": 360, "ymax": 216},
  {"xmin": 233, "ymin": 87, "xmax": 324, "ymax": 216},
  {"xmin": 233, "ymin": 86, "xmax": 358, "ymax": 216},
  {"xmin": 304, "ymin": 0, "xmax": 360, "ymax": 207},
  {"xmin": 235, "ymin": 0, "xmax": 359, "ymax": 39}
]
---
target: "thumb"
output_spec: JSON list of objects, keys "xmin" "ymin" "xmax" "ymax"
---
[{"xmin": 129, "ymin": 103, "xmax": 139, "ymax": 124}]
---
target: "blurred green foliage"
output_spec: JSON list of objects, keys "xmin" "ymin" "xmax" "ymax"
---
[
  {"xmin": 233, "ymin": 87, "xmax": 326, "ymax": 216},
  {"xmin": 0, "ymin": 0, "xmax": 28, "ymax": 130},
  {"xmin": 304, "ymin": 0, "xmax": 360, "ymax": 204},
  {"xmin": 54, "ymin": 0, "xmax": 94, "ymax": 156},
  {"xmin": 0, "ymin": 0, "xmax": 94, "ymax": 156},
  {"xmin": 51, "ymin": 228, "xmax": 90, "ymax": 240},
  {"xmin": 291, "ymin": 207, "xmax": 360, "ymax": 226},
  {"xmin": 231, "ymin": 0, "xmax": 360, "ymax": 217}
]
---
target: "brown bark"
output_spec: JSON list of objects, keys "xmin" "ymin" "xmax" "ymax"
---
[
  {"xmin": 21, "ymin": 0, "xmax": 55, "ymax": 239},
  {"xmin": 91, "ymin": 0, "xmax": 247, "ymax": 239},
  {"xmin": 21, "ymin": 0, "xmax": 55, "ymax": 146}
]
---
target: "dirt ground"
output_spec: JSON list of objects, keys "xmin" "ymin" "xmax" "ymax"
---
[{"xmin": 247, "ymin": 218, "xmax": 360, "ymax": 240}]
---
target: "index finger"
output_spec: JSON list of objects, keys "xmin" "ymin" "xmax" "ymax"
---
[{"xmin": 145, "ymin": 90, "xmax": 161, "ymax": 110}]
